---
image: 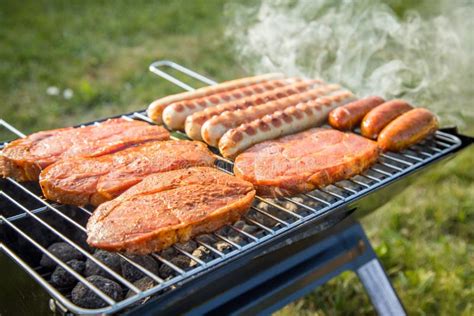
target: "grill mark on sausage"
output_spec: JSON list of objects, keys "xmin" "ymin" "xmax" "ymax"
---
[
  {"xmin": 184, "ymin": 79, "xmax": 324, "ymax": 140},
  {"xmin": 218, "ymin": 91, "xmax": 355, "ymax": 157}
]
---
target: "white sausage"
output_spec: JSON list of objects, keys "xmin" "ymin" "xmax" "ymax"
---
[
  {"xmin": 219, "ymin": 91, "xmax": 356, "ymax": 158},
  {"xmin": 202, "ymin": 84, "xmax": 342, "ymax": 147},
  {"xmin": 184, "ymin": 79, "xmax": 323, "ymax": 140},
  {"xmin": 147, "ymin": 73, "xmax": 284, "ymax": 125}
]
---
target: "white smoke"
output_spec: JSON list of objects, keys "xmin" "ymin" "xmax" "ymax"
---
[{"xmin": 224, "ymin": 0, "xmax": 474, "ymax": 130}]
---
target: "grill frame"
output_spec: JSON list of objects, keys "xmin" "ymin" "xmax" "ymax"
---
[{"xmin": 0, "ymin": 61, "xmax": 471, "ymax": 315}]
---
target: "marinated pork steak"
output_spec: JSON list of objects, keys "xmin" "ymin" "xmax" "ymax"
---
[
  {"xmin": 234, "ymin": 128, "xmax": 379, "ymax": 197},
  {"xmin": 40, "ymin": 140, "xmax": 215, "ymax": 206},
  {"xmin": 0, "ymin": 119, "xmax": 170, "ymax": 181},
  {"xmin": 86, "ymin": 167, "xmax": 255, "ymax": 254}
]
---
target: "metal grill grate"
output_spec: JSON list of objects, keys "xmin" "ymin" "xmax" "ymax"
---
[{"xmin": 0, "ymin": 61, "xmax": 463, "ymax": 314}]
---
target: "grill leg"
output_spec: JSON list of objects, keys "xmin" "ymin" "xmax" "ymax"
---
[{"xmin": 355, "ymin": 250, "xmax": 406, "ymax": 316}]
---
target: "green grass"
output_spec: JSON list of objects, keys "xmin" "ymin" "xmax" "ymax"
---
[{"xmin": 0, "ymin": 1, "xmax": 472, "ymax": 315}]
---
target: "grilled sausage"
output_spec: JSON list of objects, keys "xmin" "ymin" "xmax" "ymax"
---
[
  {"xmin": 219, "ymin": 91, "xmax": 356, "ymax": 158},
  {"xmin": 378, "ymin": 108, "xmax": 438, "ymax": 152},
  {"xmin": 184, "ymin": 79, "xmax": 322, "ymax": 140},
  {"xmin": 361, "ymin": 99, "xmax": 413, "ymax": 139},
  {"xmin": 161, "ymin": 77, "xmax": 292, "ymax": 130},
  {"xmin": 328, "ymin": 96, "xmax": 385, "ymax": 130},
  {"xmin": 201, "ymin": 84, "xmax": 343, "ymax": 147},
  {"xmin": 147, "ymin": 73, "xmax": 284, "ymax": 125}
]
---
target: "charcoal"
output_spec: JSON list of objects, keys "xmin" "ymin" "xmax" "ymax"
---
[
  {"xmin": 234, "ymin": 220, "xmax": 246, "ymax": 229},
  {"xmin": 175, "ymin": 240, "xmax": 197, "ymax": 253},
  {"xmin": 192, "ymin": 246, "xmax": 212, "ymax": 261},
  {"xmin": 84, "ymin": 250, "xmax": 122, "ymax": 278},
  {"xmin": 158, "ymin": 264, "xmax": 174, "ymax": 279},
  {"xmin": 229, "ymin": 234, "xmax": 244, "ymax": 245},
  {"xmin": 40, "ymin": 242, "xmax": 84, "ymax": 269},
  {"xmin": 196, "ymin": 234, "xmax": 217, "ymax": 245},
  {"xmin": 125, "ymin": 277, "xmax": 156, "ymax": 306},
  {"xmin": 121, "ymin": 255, "xmax": 159, "ymax": 282},
  {"xmin": 242, "ymin": 224, "xmax": 259, "ymax": 235},
  {"xmin": 50, "ymin": 259, "xmax": 85, "ymax": 288},
  {"xmin": 172, "ymin": 255, "xmax": 191, "ymax": 269},
  {"xmin": 248, "ymin": 211, "xmax": 277, "ymax": 228},
  {"xmin": 71, "ymin": 275, "xmax": 123, "ymax": 309},
  {"xmin": 159, "ymin": 247, "xmax": 177, "ymax": 260},
  {"xmin": 215, "ymin": 241, "xmax": 232, "ymax": 253},
  {"xmin": 158, "ymin": 255, "xmax": 190, "ymax": 278}
]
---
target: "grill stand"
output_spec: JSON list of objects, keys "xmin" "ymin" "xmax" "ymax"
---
[
  {"xmin": 221, "ymin": 221, "xmax": 405, "ymax": 315},
  {"xmin": 127, "ymin": 216, "xmax": 405, "ymax": 315}
]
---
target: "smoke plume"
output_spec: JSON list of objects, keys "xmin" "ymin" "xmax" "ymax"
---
[{"xmin": 224, "ymin": 0, "xmax": 473, "ymax": 130}]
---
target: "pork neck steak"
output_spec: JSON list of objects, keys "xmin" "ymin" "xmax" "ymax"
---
[
  {"xmin": 234, "ymin": 128, "xmax": 379, "ymax": 197},
  {"xmin": 86, "ymin": 167, "xmax": 255, "ymax": 254},
  {"xmin": 0, "ymin": 118, "xmax": 170, "ymax": 181},
  {"xmin": 40, "ymin": 140, "xmax": 215, "ymax": 206}
]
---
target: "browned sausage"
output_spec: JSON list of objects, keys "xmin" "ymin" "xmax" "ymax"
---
[
  {"xmin": 361, "ymin": 99, "xmax": 413, "ymax": 139},
  {"xmin": 328, "ymin": 96, "xmax": 385, "ymax": 130},
  {"xmin": 378, "ymin": 108, "xmax": 439, "ymax": 152}
]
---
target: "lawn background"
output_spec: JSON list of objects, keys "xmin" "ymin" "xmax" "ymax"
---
[{"xmin": 0, "ymin": 0, "xmax": 472, "ymax": 315}]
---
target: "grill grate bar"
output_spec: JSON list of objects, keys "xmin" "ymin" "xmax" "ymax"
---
[
  {"xmin": 250, "ymin": 205, "xmax": 290, "ymax": 226},
  {"xmin": 380, "ymin": 153, "xmax": 414, "ymax": 166},
  {"xmin": 255, "ymin": 196, "xmax": 303, "ymax": 219},
  {"xmin": 378, "ymin": 161, "xmax": 404, "ymax": 172},
  {"xmin": 244, "ymin": 215, "xmax": 276, "ymax": 234},
  {"xmin": 195, "ymin": 240, "xmax": 226, "ymax": 258},
  {"xmin": 333, "ymin": 183, "xmax": 358, "ymax": 194},
  {"xmin": 152, "ymin": 254, "xmax": 187, "ymax": 275},
  {"xmin": 6, "ymin": 178, "xmax": 88, "ymax": 232},
  {"xmin": 1, "ymin": 217, "xmax": 118, "ymax": 305},
  {"xmin": 282, "ymin": 196, "xmax": 320, "ymax": 213},
  {"xmin": 349, "ymin": 178, "xmax": 371, "ymax": 188},
  {"xmin": 303, "ymin": 193, "xmax": 332, "ymax": 205},
  {"xmin": 370, "ymin": 167, "xmax": 393, "ymax": 177},
  {"xmin": 228, "ymin": 225, "xmax": 259, "ymax": 242},
  {"xmin": 318, "ymin": 188, "xmax": 345, "ymax": 200},
  {"xmin": 0, "ymin": 191, "xmax": 141, "ymax": 293},
  {"xmin": 213, "ymin": 233, "xmax": 243, "ymax": 250},
  {"xmin": 399, "ymin": 152, "xmax": 424, "ymax": 162},
  {"xmin": 172, "ymin": 245, "xmax": 206, "ymax": 266}
]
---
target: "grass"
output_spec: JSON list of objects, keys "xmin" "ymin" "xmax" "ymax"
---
[{"xmin": 0, "ymin": 0, "xmax": 472, "ymax": 315}]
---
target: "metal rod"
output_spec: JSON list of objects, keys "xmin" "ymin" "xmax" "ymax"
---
[
  {"xmin": 250, "ymin": 206, "xmax": 290, "ymax": 227},
  {"xmin": 149, "ymin": 60, "xmax": 217, "ymax": 88},
  {"xmin": 228, "ymin": 225, "xmax": 259, "ymax": 242},
  {"xmin": 0, "ymin": 119, "xmax": 26, "ymax": 137},
  {"xmin": 380, "ymin": 153, "xmax": 413, "ymax": 166},
  {"xmin": 0, "ymin": 192, "xmax": 141, "ymax": 292},
  {"xmin": 303, "ymin": 193, "xmax": 331, "ymax": 205},
  {"xmin": 173, "ymin": 245, "xmax": 206, "ymax": 266},
  {"xmin": 2, "ymin": 218, "xmax": 119, "ymax": 305},
  {"xmin": 152, "ymin": 254, "xmax": 186, "ymax": 275},
  {"xmin": 255, "ymin": 196, "xmax": 303, "ymax": 219}
]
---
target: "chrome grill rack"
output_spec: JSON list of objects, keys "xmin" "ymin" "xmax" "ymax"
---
[{"xmin": 0, "ymin": 61, "xmax": 467, "ymax": 315}]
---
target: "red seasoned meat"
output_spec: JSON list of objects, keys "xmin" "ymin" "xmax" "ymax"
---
[
  {"xmin": 0, "ymin": 119, "xmax": 170, "ymax": 181},
  {"xmin": 234, "ymin": 128, "xmax": 379, "ymax": 197},
  {"xmin": 39, "ymin": 140, "xmax": 215, "ymax": 206},
  {"xmin": 86, "ymin": 167, "xmax": 255, "ymax": 254}
]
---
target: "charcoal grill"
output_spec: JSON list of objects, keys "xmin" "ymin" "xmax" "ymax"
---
[{"xmin": 0, "ymin": 60, "xmax": 472, "ymax": 315}]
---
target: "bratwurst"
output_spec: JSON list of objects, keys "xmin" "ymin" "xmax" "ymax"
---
[
  {"xmin": 147, "ymin": 73, "xmax": 284, "ymax": 125},
  {"xmin": 377, "ymin": 108, "xmax": 438, "ymax": 152},
  {"xmin": 328, "ymin": 96, "xmax": 385, "ymax": 130},
  {"xmin": 361, "ymin": 99, "xmax": 413, "ymax": 139}
]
